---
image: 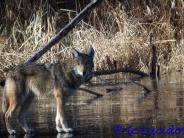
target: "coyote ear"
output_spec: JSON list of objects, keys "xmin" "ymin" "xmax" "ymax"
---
[
  {"xmin": 87, "ymin": 47, "xmax": 94, "ymax": 58},
  {"xmin": 71, "ymin": 48, "xmax": 79, "ymax": 58}
]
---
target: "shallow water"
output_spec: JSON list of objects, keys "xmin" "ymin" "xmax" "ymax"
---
[{"xmin": 0, "ymin": 72, "xmax": 184, "ymax": 138}]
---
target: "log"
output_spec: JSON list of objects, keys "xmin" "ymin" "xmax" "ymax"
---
[
  {"xmin": 93, "ymin": 67, "xmax": 149, "ymax": 77},
  {"xmin": 26, "ymin": 0, "xmax": 104, "ymax": 63}
]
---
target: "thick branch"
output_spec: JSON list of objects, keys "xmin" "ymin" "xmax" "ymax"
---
[
  {"xmin": 149, "ymin": 32, "xmax": 160, "ymax": 79},
  {"xmin": 93, "ymin": 67, "xmax": 149, "ymax": 77},
  {"xmin": 26, "ymin": 0, "xmax": 104, "ymax": 64}
]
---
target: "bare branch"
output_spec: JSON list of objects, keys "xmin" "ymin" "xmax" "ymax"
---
[
  {"xmin": 26, "ymin": 0, "xmax": 104, "ymax": 64},
  {"xmin": 93, "ymin": 67, "xmax": 149, "ymax": 77}
]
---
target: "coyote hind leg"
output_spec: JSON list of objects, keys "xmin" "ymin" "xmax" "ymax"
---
[
  {"xmin": 4, "ymin": 78, "xmax": 19, "ymax": 135},
  {"xmin": 18, "ymin": 92, "xmax": 35, "ymax": 134},
  {"xmin": 4, "ymin": 96, "xmax": 18, "ymax": 135}
]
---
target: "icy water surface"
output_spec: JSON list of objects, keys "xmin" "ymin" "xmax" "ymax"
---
[{"xmin": 0, "ymin": 72, "xmax": 184, "ymax": 138}]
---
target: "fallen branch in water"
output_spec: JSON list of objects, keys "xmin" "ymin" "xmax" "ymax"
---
[
  {"xmin": 87, "ymin": 77, "xmax": 151, "ymax": 93},
  {"xmin": 93, "ymin": 67, "xmax": 149, "ymax": 77}
]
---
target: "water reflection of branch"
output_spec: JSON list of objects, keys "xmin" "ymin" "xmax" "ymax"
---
[
  {"xmin": 79, "ymin": 87, "xmax": 103, "ymax": 97},
  {"xmin": 23, "ymin": 134, "xmax": 35, "ymax": 138},
  {"xmin": 83, "ymin": 77, "xmax": 152, "ymax": 104},
  {"xmin": 131, "ymin": 81, "xmax": 151, "ymax": 93},
  {"xmin": 87, "ymin": 78, "xmax": 151, "ymax": 94},
  {"xmin": 106, "ymin": 87, "xmax": 123, "ymax": 93},
  {"xmin": 86, "ymin": 95, "xmax": 103, "ymax": 105}
]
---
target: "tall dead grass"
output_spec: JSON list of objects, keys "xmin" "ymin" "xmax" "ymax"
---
[{"xmin": 0, "ymin": 0, "xmax": 183, "ymax": 79}]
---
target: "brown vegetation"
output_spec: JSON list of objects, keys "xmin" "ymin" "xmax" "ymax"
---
[{"xmin": 0, "ymin": 0, "xmax": 183, "ymax": 79}]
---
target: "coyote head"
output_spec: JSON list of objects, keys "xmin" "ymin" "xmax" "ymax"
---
[{"xmin": 72, "ymin": 47, "xmax": 94, "ymax": 82}]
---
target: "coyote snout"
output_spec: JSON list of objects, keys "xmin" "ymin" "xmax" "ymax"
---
[{"xmin": 2, "ymin": 47, "xmax": 95, "ymax": 135}]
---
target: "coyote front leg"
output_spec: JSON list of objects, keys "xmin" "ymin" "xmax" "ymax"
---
[
  {"xmin": 54, "ymin": 89, "xmax": 73, "ymax": 133},
  {"xmin": 18, "ymin": 93, "xmax": 35, "ymax": 134}
]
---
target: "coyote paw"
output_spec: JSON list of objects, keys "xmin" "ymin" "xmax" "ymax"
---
[
  {"xmin": 63, "ymin": 128, "xmax": 73, "ymax": 133},
  {"xmin": 8, "ymin": 130, "xmax": 16, "ymax": 135},
  {"xmin": 56, "ymin": 126, "xmax": 63, "ymax": 133},
  {"xmin": 56, "ymin": 127, "xmax": 73, "ymax": 133}
]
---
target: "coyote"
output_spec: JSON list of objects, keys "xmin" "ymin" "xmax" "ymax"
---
[{"xmin": 2, "ymin": 47, "xmax": 94, "ymax": 135}]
